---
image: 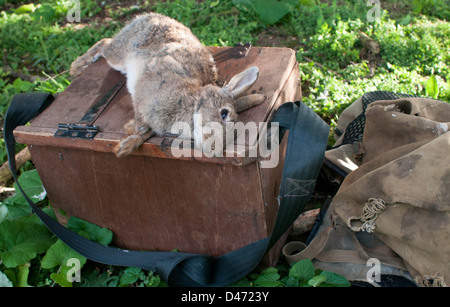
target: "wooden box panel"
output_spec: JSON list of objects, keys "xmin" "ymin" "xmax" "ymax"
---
[{"xmin": 14, "ymin": 46, "xmax": 301, "ymax": 265}]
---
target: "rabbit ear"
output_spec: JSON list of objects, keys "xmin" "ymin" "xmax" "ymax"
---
[
  {"xmin": 235, "ymin": 94, "xmax": 266, "ymax": 112},
  {"xmin": 222, "ymin": 66, "xmax": 259, "ymax": 98}
]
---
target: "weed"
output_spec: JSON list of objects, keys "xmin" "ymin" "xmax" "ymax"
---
[
  {"xmin": 0, "ymin": 0, "xmax": 449, "ymax": 287},
  {"xmin": 231, "ymin": 259, "xmax": 350, "ymax": 287}
]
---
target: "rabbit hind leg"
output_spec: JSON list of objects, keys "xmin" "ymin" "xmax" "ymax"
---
[
  {"xmin": 70, "ymin": 38, "xmax": 112, "ymax": 76},
  {"xmin": 113, "ymin": 125, "xmax": 155, "ymax": 158},
  {"xmin": 123, "ymin": 118, "xmax": 148, "ymax": 135}
]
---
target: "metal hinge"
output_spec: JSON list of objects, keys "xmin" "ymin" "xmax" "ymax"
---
[
  {"xmin": 53, "ymin": 80, "xmax": 125, "ymax": 140},
  {"xmin": 54, "ymin": 123, "xmax": 99, "ymax": 140}
]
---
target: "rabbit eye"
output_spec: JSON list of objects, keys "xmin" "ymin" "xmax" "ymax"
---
[{"xmin": 220, "ymin": 108, "xmax": 229, "ymax": 120}]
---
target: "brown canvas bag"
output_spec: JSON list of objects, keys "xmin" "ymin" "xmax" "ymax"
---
[{"xmin": 284, "ymin": 92, "xmax": 450, "ymax": 286}]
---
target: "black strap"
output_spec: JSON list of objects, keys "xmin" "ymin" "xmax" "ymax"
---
[{"xmin": 4, "ymin": 93, "xmax": 329, "ymax": 287}]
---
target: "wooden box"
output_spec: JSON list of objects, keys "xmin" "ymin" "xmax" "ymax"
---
[{"xmin": 14, "ymin": 46, "xmax": 301, "ymax": 266}]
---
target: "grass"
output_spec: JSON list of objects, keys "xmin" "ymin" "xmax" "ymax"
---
[{"xmin": 0, "ymin": 0, "xmax": 449, "ymax": 287}]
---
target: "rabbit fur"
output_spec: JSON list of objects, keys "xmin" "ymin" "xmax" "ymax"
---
[{"xmin": 70, "ymin": 13, "xmax": 265, "ymax": 157}]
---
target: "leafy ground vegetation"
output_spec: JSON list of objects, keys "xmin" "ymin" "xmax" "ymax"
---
[{"xmin": 0, "ymin": 0, "xmax": 449, "ymax": 287}]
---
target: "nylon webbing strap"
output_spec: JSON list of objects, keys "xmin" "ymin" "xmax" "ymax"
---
[{"xmin": 4, "ymin": 93, "xmax": 329, "ymax": 287}]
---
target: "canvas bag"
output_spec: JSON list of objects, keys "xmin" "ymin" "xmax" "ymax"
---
[{"xmin": 283, "ymin": 92, "xmax": 450, "ymax": 286}]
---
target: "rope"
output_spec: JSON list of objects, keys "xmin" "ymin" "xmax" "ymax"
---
[
  {"xmin": 416, "ymin": 274, "xmax": 447, "ymax": 287},
  {"xmin": 347, "ymin": 198, "xmax": 387, "ymax": 233}
]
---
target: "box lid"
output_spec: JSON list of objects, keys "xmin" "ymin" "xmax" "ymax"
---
[{"xmin": 14, "ymin": 46, "xmax": 298, "ymax": 165}]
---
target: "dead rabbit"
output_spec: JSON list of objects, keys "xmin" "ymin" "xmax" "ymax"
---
[{"xmin": 70, "ymin": 13, "xmax": 265, "ymax": 157}]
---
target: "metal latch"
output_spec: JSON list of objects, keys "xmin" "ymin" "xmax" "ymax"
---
[{"xmin": 54, "ymin": 123, "xmax": 99, "ymax": 140}]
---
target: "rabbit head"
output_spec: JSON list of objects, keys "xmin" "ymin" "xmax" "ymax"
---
[{"xmin": 192, "ymin": 66, "xmax": 265, "ymax": 154}]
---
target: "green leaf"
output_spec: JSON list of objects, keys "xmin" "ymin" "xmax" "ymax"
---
[
  {"xmin": 285, "ymin": 276, "xmax": 299, "ymax": 287},
  {"xmin": 308, "ymin": 274, "xmax": 327, "ymax": 287},
  {"xmin": 41, "ymin": 239, "xmax": 86, "ymax": 270},
  {"xmin": 210, "ymin": 0, "xmax": 220, "ymax": 8},
  {"xmin": 0, "ymin": 203, "xmax": 8, "ymax": 223},
  {"xmin": 42, "ymin": 239, "xmax": 86, "ymax": 285},
  {"xmin": 66, "ymin": 216, "xmax": 113, "ymax": 246},
  {"xmin": 14, "ymin": 4, "xmax": 36, "ymax": 14},
  {"xmin": 247, "ymin": 0, "xmax": 298, "ymax": 25},
  {"xmin": 425, "ymin": 75, "xmax": 439, "ymax": 99},
  {"xmin": 12, "ymin": 78, "xmax": 33, "ymax": 92},
  {"xmin": 120, "ymin": 267, "xmax": 143, "ymax": 286},
  {"xmin": 254, "ymin": 267, "xmax": 281, "ymax": 287},
  {"xmin": 5, "ymin": 169, "xmax": 46, "ymax": 207},
  {"xmin": 229, "ymin": 277, "xmax": 252, "ymax": 287},
  {"xmin": 399, "ymin": 14, "xmax": 412, "ymax": 25},
  {"xmin": 0, "ymin": 216, "xmax": 55, "ymax": 268},
  {"xmin": 31, "ymin": 3, "xmax": 58, "ymax": 23},
  {"xmin": 319, "ymin": 271, "xmax": 351, "ymax": 287},
  {"xmin": 145, "ymin": 273, "xmax": 162, "ymax": 287},
  {"xmin": 1, "ymin": 202, "xmax": 33, "ymax": 220},
  {"xmin": 289, "ymin": 259, "xmax": 315, "ymax": 282},
  {"xmin": 50, "ymin": 265, "xmax": 73, "ymax": 287},
  {"xmin": 260, "ymin": 267, "xmax": 278, "ymax": 275},
  {"xmin": 80, "ymin": 269, "xmax": 118, "ymax": 287}
]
